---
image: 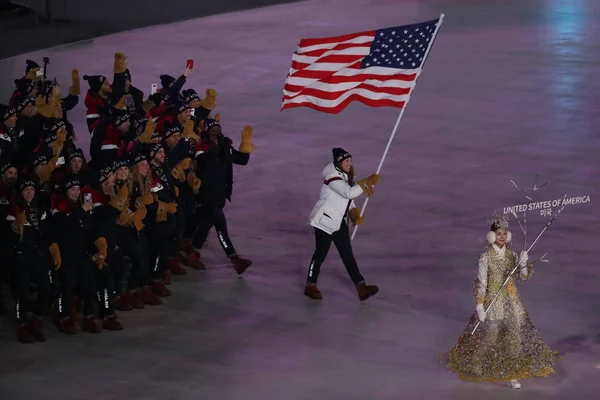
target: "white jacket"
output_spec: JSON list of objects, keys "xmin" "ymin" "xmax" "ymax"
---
[{"xmin": 308, "ymin": 162, "xmax": 364, "ymax": 234}]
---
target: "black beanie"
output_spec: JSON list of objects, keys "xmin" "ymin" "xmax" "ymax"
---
[
  {"xmin": 332, "ymin": 147, "xmax": 351, "ymax": 165},
  {"xmin": 124, "ymin": 69, "xmax": 132, "ymax": 82},
  {"xmin": 0, "ymin": 160, "xmax": 15, "ymax": 175},
  {"xmin": 83, "ymin": 75, "xmax": 106, "ymax": 93},
  {"xmin": 164, "ymin": 123, "xmax": 183, "ymax": 139},
  {"xmin": 112, "ymin": 156, "xmax": 128, "ymax": 171},
  {"xmin": 43, "ymin": 119, "xmax": 66, "ymax": 144},
  {"xmin": 183, "ymin": 89, "xmax": 199, "ymax": 103},
  {"xmin": 160, "ymin": 74, "xmax": 176, "ymax": 89},
  {"xmin": 19, "ymin": 177, "xmax": 37, "ymax": 193},
  {"xmin": 14, "ymin": 95, "xmax": 35, "ymax": 114},
  {"xmin": 94, "ymin": 163, "xmax": 113, "ymax": 184},
  {"xmin": 129, "ymin": 151, "xmax": 147, "ymax": 166},
  {"xmin": 67, "ymin": 148, "xmax": 84, "ymax": 162},
  {"xmin": 63, "ymin": 174, "xmax": 82, "ymax": 190},
  {"xmin": 146, "ymin": 142, "xmax": 163, "ymax": 159},
  {"xmin": 0, "ymin": 104, "xmax": 17, "ymax": 122},
  {"xmin": 32, "ymin": 152, "xmax": 49, "ymax": 169},
  {"xmin": 114, "ymin": 111, "xmax": 131, "ymax": 127}
]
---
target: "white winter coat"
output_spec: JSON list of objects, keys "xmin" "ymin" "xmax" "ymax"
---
[{"xmin": 308, "ymin": 162, "xmax": 364, "ymax": 235}]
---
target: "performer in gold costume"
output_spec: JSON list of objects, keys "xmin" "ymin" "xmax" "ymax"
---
[{"xmin": 447, "ymin": 216, "xmax": 559, "ymax": 389}]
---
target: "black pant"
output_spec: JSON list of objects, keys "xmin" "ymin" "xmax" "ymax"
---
[
  {"xmin": 120, "ymin": 232, "xmax": 149, "ymax": 290},
  {"xmin": 95, "ymin": 263, "xmax": 116, "ymax": 317},
  {"xmin": 147, "ymin": 218, "xmax": 178, "ymax": 280},
  {"xmin": 11, "ymin": 249, "xmax": 52, "ymax": 324},
  {"xmin": 178, "ymin": 185, "xmax": 196, "ymax": 241},
  {"xmin": 192, "ymin": 203, "xmax": 237, "ymax": 258},
  {"xmin": 306, "ymin": 220, "xmax": 365, "ymax": 285},
  {"xmin": 58, "ymin": 249, "xmax": 98, "ymax": 317}
]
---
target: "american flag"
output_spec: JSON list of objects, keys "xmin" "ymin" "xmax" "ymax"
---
[{"xmin": 281, "ymin": 17, "xmax": 441, "ymax": 114}]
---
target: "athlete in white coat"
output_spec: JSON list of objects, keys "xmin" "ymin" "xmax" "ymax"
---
[{"xmin": 305, "ymin": 148, "xmax": 380, "ymax": 301}]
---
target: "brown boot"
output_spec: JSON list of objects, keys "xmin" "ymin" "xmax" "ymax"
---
[
  {"xmin": 102, "ymin": 314, "xmax": 123, "ymax": 331},
  {"xmin": 139, "ymin": 287, "xmax": 162, "ymax": 305},
  {"xmin": 28, "ymin": 316, "xmax": 46, "ymax": 342},
  {"xmin": 18, "ymin": 323, "xmax": 35, "ymax": 343},
  {"xmin": 58, "ymin": 316, "xmax": 79, "ymax": 334},
  {"xmin": 184, "ymin": 251, "xmax": 206, "ymax": 270},
  {"xmin": 356, "ymin": 283, "xmax": 379, "ymax": 301},
  {"xmin": 304, "ymin": 284, "xmax": 323, "ymax": 300},
  {"xmin": 162, "ymin": 270, "xmax": 173, "ymax": 285},
  {"xmin": 152, "ymin": 281, "xmax": 172, "ymax": 297},
  {"xmin": 129, "ymin": 291, "xmax": 145, "ymax": 309},
  {"xmin": 180, "ymin": 239, "xmax": 192, "ymax": 253},
  {"xmin": 231, "ymin": 256, "xmax": 252, "ymax": 275},
  {"xmin": 169, "ymin": 258, "xmax": 187, "ymax": 275},
  {"xmin": 114, "ymin": 294, "xmax": 133, "ymax": 312},
  {"xmin": 82, "ymin": 316, "xmax": 102, "ymax": 333}
]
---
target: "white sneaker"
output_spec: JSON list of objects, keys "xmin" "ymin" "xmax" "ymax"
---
[{"xmin": 508, "ymin": 379, "xmax": 521, "ymax": 389}]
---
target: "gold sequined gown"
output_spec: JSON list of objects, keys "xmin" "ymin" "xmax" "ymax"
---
[{"xmin": 446, "ymin": 244, "xmax": 559, "ymax": 382}]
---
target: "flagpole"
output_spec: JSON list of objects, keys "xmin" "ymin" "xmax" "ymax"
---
[{"xmin": 351, "ymin": 13, "xmax": 445, "ymax": 240}]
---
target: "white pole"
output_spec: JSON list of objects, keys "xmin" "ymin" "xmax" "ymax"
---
[{"xmin": 351, "ymin": 13, "xmax": 445, "ymax": 240}]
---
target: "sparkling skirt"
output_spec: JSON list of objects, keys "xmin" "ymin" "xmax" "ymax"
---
[{"xmin": 446, "ymin": 312, "xmax": 560, "ymax": 382}]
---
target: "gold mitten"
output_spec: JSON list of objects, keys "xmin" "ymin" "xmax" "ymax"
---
[
  {"xmin": 117, "ymin": 205, "xmax": 135, "ymax": 226},
  {"xmin": 186, "ymin": 171, "xmax": 201, "ymax": 191},
  {"xmin": 69, "ymin": 69, "xmax": 80, "ymax": 96},
  {"xmin": 48, "ymin": 243, "xmax": 62, "ymax": 270},
  {"xmin": 156, "ymin": 201, "xmax": 167, "ymax": 222},
  {"xmin": 131, "ymin": 207, "xmax": 146, "ymax": 231},
  {"xmin": 174, "ymin": 186, "xmax": 179, "ymax": 198},
  {"xmin": 53, "ymin": 127, "xmax": 67, "ymax": 157},
  {"xmin": 200, "ymin": 88, "xmax": 217, "ymax": 110},
  {"xmin": 348, "ymin": 208, "xmax": 364, "ymax": 226},
  {"xmin": 38, "ymin": 157, "xmax": 59, "ymax": 183},
  {"xmin": 182, "ymin": 120, "xmax": 200, "ymax": 141},
  {"xmin": 171, "ymin": 158, "xmax": 191, "ymax": 182},
  {"xmin": 357, "ymin": 174, "xmax": 380, "ymax": 198},
  {"xmin": 26, "ymin": 67, "xmax": 42, "ymax": 81},
  {"xmin": 142, "ymin": 99, "xmax": 155, "ymax": 113},
  {"xmin": 165, "ymin": 202, "xmax": 177, "ymax": 214},
  {"xmin": 114, "ymin": 52, "xmax": 128, "ymax": 74},
  {"xmin": 239, "ymin": 125, "xmax": 255, "ymax": 153},
  {"xmin": 139, "ymin": 119, "xmax": 156, "ymax": 143},
  {"xmin": 36, "ymin": 95, "xmax": 54, "ymax": 118},
  {"xmin": 12, "ymin": 212, "xmax": 27, "ymax": 241},
  {"xmin": 93, "ymin": 237, "xmax": 108, "ymax": 270},
  {"xmin": 109, "ymin": 185, "xmax": 129, "ymax": 211},
  {"xmin": 115, "ymin": 96, "xmax": 127, "ymax": 110},
  {"xmin": 139, "ymin": 192, "xmax": 154, "ymax": 206}
]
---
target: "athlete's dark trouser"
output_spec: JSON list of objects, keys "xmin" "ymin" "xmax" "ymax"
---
[
  {"xmin": 306, "ymin": 220, "xmax": 365, "ymax": 285},
  {"xmin": 120, "ymin": 232, "xmax": 149, "ymax": 290},
  {"xmin": 192, "ymin": 203, "xmax": 237, "ymax": 258},
  {"xmin": 147, "ymin": 218, "xmax": 178, "ymax": 280},
  {"xmin": 11, "ymin": 248, "xmax": 52, "ymax": 324},
  {"xmin": 95, "ymin": 261, "xmax": 116, "ymax": 317},
  {"xmin": 178, "ymin": 185, "xmax": 196, "ymax": 242},
  {"xmin": 58, "ymin": 250, "xmax": 97, "ymax": 317}
]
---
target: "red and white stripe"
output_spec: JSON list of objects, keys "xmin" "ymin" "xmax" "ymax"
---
[{"xmin": 281, "ymin": 29, "xmax": 420, "ymax": 114}]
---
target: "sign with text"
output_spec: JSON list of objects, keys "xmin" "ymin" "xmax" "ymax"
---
[{"xmin": 503, "ymin": 195, "xmax": 591, "ymax": 216}]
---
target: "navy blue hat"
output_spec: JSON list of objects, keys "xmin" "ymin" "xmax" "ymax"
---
[
  {"xmin": 203, "ymin": 118, "xmax": 220, "ymax": 132},
  {"xmin": 332, "ymin": 147, "xmax": 351, "ymax": 164},
  {"xmin": 0, "ymin": 104, "xmax": 17, "ymax": 122},
  {"xmin": 19, "ymin": 177, "xmax": 37, "ymax": 192},
  {"xmin": 67, "ymin": 148, "xmax": 85, "ymax": 162},
  {"xmin": 160, "ymin": 74, "xmax": 176, "ymax": 89},
  {"xmin": 183, "ymin": 89, "xmax": 199, "ymax": 103},
  {"xmin": 164, "ymin": 122, "xmax": 183, "ymax": 139},
  {"xmin": 63, "ymin": 174, "xmax": 82, "ymax": 190}
]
